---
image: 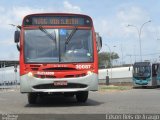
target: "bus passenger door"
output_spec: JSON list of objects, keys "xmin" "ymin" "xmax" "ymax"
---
[
  {"xmin": 156, "ymin": 64, "xmax": 160, "ymax": 86},
  {"xmin": 152, "ymin": 64, "xmax": 158, "ymax": 86}
]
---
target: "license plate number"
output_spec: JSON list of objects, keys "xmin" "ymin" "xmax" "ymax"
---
[{"xmin": 54, "ymin": 81, "xmax": 68, "ymax": 86}]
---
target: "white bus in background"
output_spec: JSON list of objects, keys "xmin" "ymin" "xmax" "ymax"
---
[{"xmin": 0, "ymin": 66, "xmax": 20, "ymax": 86}]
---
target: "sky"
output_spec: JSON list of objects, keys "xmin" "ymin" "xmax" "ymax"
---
[{"xmin": 1, "ymin": 0, "xmax": 160, "ymax": 64}]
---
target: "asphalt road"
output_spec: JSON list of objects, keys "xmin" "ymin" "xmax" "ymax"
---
[{"xmin": 0, "ymin": 87, "xmax": 160, "ymax": 114}]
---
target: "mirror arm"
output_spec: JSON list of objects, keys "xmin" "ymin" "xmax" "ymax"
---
[
  {"xmin": 17, "ymin": 25, "xmax": 21, "ymax": 30},
  {"xmin": 16, "ymin": 43, "xmax": 20, "ymax": 51}
]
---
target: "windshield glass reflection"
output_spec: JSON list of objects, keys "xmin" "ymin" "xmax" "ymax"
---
[{"xmin": 24, "ymin": 29, "xmax": 93, "ymax": 63}]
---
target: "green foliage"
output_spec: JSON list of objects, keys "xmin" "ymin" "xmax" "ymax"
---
[
  {"xmin": 99, "ymin": 85, "xmax": 132, "ymax": 91},
  {"xmin": 98, "ymin": 51, "xmax": 119, "ymax": 68}
]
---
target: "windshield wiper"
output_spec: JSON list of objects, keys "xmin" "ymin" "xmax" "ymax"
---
[
  {"xmin": 65, "ymin": 26, "xmax": 77, "ymax": 45},
  {"xmin": 39, "ymin": 26, "xmax": 56, "ymax": 43}
]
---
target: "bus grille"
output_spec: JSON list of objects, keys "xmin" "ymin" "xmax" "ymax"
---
[
  {"xmin": 33, "ymin": 83, "xmax": 87, "ymax": 89},
  {"xmin": 42, "ymin": 67, "xmax": 76, "ymax": 71},
  {"xmin": 134, "ymin": 77, "xmax": 149, "ymax": 80},
  {"xmin": 33, "ymin": 73, "xmax": 86, "ymax": 78}
]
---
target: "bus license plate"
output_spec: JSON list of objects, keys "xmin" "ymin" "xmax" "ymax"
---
[{"xmin": 54, "ymin": 81, "xmax": 68, "ymax": 86}]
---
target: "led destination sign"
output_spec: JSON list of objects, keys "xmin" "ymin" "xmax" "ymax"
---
[{"xmin": 23, "ymin": 16, "xmax": 92, "ymax": 26}]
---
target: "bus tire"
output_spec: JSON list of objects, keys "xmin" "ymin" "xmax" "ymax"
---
[
  {"xmin": 76, "ymin": 91, "xmax": 88, "ymax": 103},
  {"xmin": 28, "ymin": 93, "xmax": 37, "ymax": 104}
]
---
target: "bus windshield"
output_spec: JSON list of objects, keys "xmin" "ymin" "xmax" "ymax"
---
[
  {"xmin": 24, "ymin": 28, "xmax": 93, "ymax": 63},
  {"xmin": 133, "ymin": 65, "xmax": 151, "ymax": 77}
]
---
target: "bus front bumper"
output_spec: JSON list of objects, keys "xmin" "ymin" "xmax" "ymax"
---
[
  {"xmin": 133, "ymin": 78, "xmax": 151, "ymax": 86},
  {"xmin": 20, "ymin": 73, "xmax": 98, "ymax": 93}
]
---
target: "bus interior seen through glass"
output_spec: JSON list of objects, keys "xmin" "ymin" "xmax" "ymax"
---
[{"xmin": 24, "ymin": 29, "xmax": 93, "ymax": 63}]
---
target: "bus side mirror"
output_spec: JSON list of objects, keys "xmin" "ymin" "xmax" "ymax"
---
[
  {"xmin": 14, "ymin": 30, "xmax": 20, "ymax": 51},
  {"xmin": 96, "ymin": 32, "xmax": 102, "ymax": 52},
  {"xmin": 14, "ymin": 30, "xmax": 20, "ymax": 43}
]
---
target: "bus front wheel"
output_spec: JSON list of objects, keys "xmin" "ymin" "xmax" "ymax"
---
[
  {"xmin": 28, "ymin": 93, "xmax": 38, "ymax": 104},
  {"xmin": 76, "ymin": 91, "xmax": 88, "ymax": 103}
]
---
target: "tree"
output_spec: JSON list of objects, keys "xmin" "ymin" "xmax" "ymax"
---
[{"xmin": 98, "ymin": 51, "xmax": 119, "ymax": 68}]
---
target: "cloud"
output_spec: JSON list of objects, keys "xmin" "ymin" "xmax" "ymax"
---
[
  {"xmin": 95, "ymin": 6, "xmax": 153, "ymax": 40},
  {"xmin": 0, "ymin": 6, "xmax": 45, "ymax": 30},
  {"xmin": 0, "ymin": 39, "xmax": 13, "ymax": 45},
  {"xmin": 12, "ymin": 6, "xmax": 45, "ymax": 21},
  {"xmin": 116, "ymin": 6, "xmax": 152, "ymax": 37},
  {"xmin": 117, "ymin": 6, "xmax": 150, "ymax": 24},
  {"xmin": 94, "ymin": 19, "xmax": 112, "ymax": 37},
  {"xmin": 0, "ymin": 1, "xmax": 82, "ymax": 30},
  {"xmin": 63, "ymin": 1, "xmax": 82, "ymax": 13},
  {"xmin": 94, "ymin": 5, "xmax": 158, "ymax": 62}
]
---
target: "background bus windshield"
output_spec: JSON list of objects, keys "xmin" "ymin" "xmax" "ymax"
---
[
  {"xmin": 24, "ymin": 28, "xmax": 93, "ymax": 63},
  {"xmin": 133, "ymin": 65, "xmax": 151, "ymax": 77}
]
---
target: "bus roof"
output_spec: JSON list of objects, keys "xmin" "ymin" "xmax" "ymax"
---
[
  {"xmin": 133, "ymin": 62, "xmax": 160, "ymax": 67},
  {"xmin": 23, "ymin": 13, "xmax": 92, "ymax": 19},
  {"xmin": 133, "ymin": 62, "xmax": 150, "ymax": 67}
]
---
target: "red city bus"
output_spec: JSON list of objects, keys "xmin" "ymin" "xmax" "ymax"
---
[{"xmin": 14, "ymin": 13, "xmax": 102, "ymax": 104}]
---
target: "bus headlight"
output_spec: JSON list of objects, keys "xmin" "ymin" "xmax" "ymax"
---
[
  {"xmin": 28, "ymin": 72, "xmax": 33, "ymax": 77},
  {"xmin": 87, "ymin": 71, "xmax": 92, "ymax": 75}
]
